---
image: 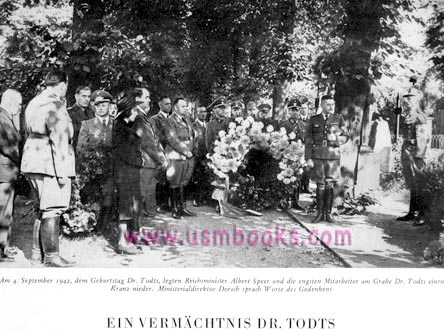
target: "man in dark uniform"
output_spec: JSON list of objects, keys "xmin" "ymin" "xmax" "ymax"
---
[
  {"xmin": 191, "ymin": 106, "xmax": 210, "ymax": 206},
  {"xmin": 279, "ymin": 99, "xmax": 307, "ymax": 210},
  {"xmin": 165, "ymin": 98, "xmax": 196, "ymax": 219},
  {"xmin": 68, "ymin": 86, "xmax": 94, "ymax": 150},
  {"xmin": 396, "ymin": 83, "xmax": 429, "ymax": 226},
  {"xmin": 298, "ymin": 99, "xmax": 310, "ymax": 193},
  {"xmin": 256, "ymin": 103, "xmax": 278, "ymax": 129},
  {"xmin": 206, "ymin": 97, "xmax": 230, "ymax": 155},
  {"xmin": 230, "ymin": 100, "xmax": 244, "ymax": 118},
  {"xmin": 0, "ymin": 89, "xmax": 22, "ymax": 261},
  {"xmin": 134, "ymin": 88, "xmax": 169, "ymax": 218},
  {"xmin": 305, "ymin": 95, "xmax": 349, "ymax": 223},
  {"xmin": 77, "ymin": 90, "xmax": 114, "ymax": 231},
  {"xmin": 151, "ymin": 96, "xmax": 172, "ymax": 212}
]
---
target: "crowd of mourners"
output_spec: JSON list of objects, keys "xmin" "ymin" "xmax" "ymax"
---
[{"xmin": 1, "ymin": 69, "xmax": 323, "ymax": 266}]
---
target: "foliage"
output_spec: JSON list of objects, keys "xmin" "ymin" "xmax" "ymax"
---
[
  {"xmin": 426, "ymin": 1, "xmax": 444, "ymax": 80},
  {"xmin": 423, "ymin": 233, "xmax": 444, "ymax": 266},
  {"xmin": 336, "ymin": 192, "xmax": 379, "ymax": 215},
  {"xmin": 61, "ymin": 143, "xmax": 113, "ymax": 236},
  {"xmin": 380, "ymin": 137, "xmax": 405, "ymax": 191},
  {"xmin": 420, "ymin": 152, "xmax": 444, "ymax": 232},
  {"xmin": 62, "ymin": 177, "xmax": 98, "ymax": 236}
]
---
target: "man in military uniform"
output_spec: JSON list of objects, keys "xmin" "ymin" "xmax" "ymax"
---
[
  {"xmin": 77, "ymin": 90, "xmax": 114, "ymax": 149},
  {"xmin": 77, "ymin": 90, "xmax": 115, "ymax": 231},
  {"xmin": 0, "ymin": 89, "xmax": 22, "ymax": 261},
  {"xmin": 134, "ymin": 88, "xmax": 169, "ymax": 218},
  {"xmin": 230, "ymin": 100, "xmax": 244, "ymax": 118},
  {"xmin": 256, "ymin": 103, "xmax": 278, "ymax": 129},
  {"xmin": 305, "ymin": 95, "xmax": 349, "ymax": 223},
  {"xmin": 279, "ymin": 99, "xmax": 308, "ymax": 210},
  {"xmin": 152, "ymin": 96, "xmax": 172, "ymax": 212},
  {"xmin": 68, "ymin": 86, "xmax": 94, "ymax": 150},
  {"xmin": 206, "ymin": 97, "xmax": 230, "ymax": 155},
  {"xmin": 165, "ymin": 98, "xmax": 196, "ymax": 219},
  {"xmin": 191, "ymin": 106, "xmax": 210, "ymax": 206},
  {"xmin": 21, "ymin": 70, "xmax": 76, "ymax": 267},
  {"xmin": 396, "ymin": 82, "xmax": 429, "ymax": 226}
]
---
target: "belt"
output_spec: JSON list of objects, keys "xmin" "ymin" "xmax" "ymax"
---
[
  {"xmin": 28, "ymin": 132, "xmax": 48, "ymax": 139},
  {"xmin": 179, "ymin": 138, "xmax": 191, "ymax": 142},
  {"xmin": 313, "ymin": 141, "xmax": 336, "ymax": 147}
]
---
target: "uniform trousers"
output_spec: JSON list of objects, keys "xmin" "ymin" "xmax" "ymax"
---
[
  {"xmin": 311, "ymin": 159, "xmax": 340, "ymax": 186},
  {"xmin": 27, "ymin": 174, "xmax": 71, "ymax": 219},
  {"xmin": 166, "ymin": 158, "xmax": 195, "ymax": 188},
  {"xmin": 140, "ymin": 168, "xmax": 158, "ymax": 212},
  {"xmin": 0, "ymin": 183, "xmax": 14, "ymax": 250}
]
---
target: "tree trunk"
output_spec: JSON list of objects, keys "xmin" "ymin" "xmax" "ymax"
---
[
  {"xmin": 67, "ymin": 0, "xmax": 106, "ymax": 105},
  {"xmin": 333, "ymin": 0, "xmax": 383, "ymax": 200}
]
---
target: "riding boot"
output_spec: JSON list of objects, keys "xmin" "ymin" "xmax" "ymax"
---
[
  {"xmin": 30, "ymin": 218, "xmax": 43, "ymax": 263},
  {"xmin": 180, "ymin": 186, "xmax": 196, "ymax": 217},
  {"xmin": 412, "ymin": 190, "xmax": 425, "ymax": 227},
  {"xmin": 171, "ymin": 188, "xmax": 181, "ymax": 219},
  {"xmin": 312, "ymin": 186, "xmax": 325, "ymax": 223},
  {"xmin": 292, "ymin": 186, "xmax": 304, "ymax": 211},
  {"xmin": 396, "ymin": 189, "xmax": 417, "ymax": 221},
  {"xmin": 324, "ymin": 187, "xmax": 336, "ymax": 223},
  {"xmin": 41, "ymin": 216, "xmax": 76, "ymax": 267},
  {"xmin": 117, "ymin": 221, "xmax": 142, "ymax": 255}
]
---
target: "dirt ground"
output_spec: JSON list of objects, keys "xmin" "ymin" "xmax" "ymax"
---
[{"xmin": 1, "ymin": 195, "xmax": 343, "ymax": 268}]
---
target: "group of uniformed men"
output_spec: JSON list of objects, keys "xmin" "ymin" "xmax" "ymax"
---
[{"xmin": 0, "ymin": 69, "xmax": 430, "ymax": 263}]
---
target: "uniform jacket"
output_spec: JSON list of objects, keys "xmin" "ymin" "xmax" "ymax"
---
[
  {"xmin": 134, "ymin": 111, "xmax": 167, "ymax": 169},
  {"xmin": 112, "ymin": 119, "xmax": 143, "ymax": 184},
  {"xmin": 77, "ymin": 117, "xmax": 113, "ymax": 150},
  {"xmin": 205, "ymin": 116, "xmax": 229, "ymax": 154},
  {"xmin": 151, "ymin": 111, "xmax": 170, "ymax": 148},
  {"xmin": 165, "ymin": 112, "xmax": 195, "ymax": 161},
  {"xmin": 279, "ymin": 117, "xmax": 308, "ymax": 142},
  {"xmin": 21, "ymin": 89, "xmax": 76, "ymax": 178},
  {"xmin": 192, "ymin": 120, "xmax": 207, "ymax": 159},
  {"xmin": 68, "ymin": 103, "xmax": 95, "ymax": 150},
  {"xmin": 305, "ymin": 113, "xmax": 348, "ymax": 160},
  {"xmin": 401, "ymin": 116, "xmax": 429, "ymax": 159},
  {"xmin": 0, "ymin": 107, "xmax": 21, "ymax": 183}
]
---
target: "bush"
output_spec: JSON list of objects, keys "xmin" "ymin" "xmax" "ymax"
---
[{"xmin": 380, "ymin": 137, "xmax": 405, "ymax": 191}]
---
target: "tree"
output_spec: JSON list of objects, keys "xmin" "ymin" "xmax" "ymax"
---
[{"xmin": 315, "ymin": 0, "xmax": 416, "ymax": 197}]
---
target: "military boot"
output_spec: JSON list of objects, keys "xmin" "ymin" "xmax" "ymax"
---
[
  {"xmin": 396, "ymin": 190, "xmax": 417, "ymax": 221},
  {"xmin": 412, "ymin": 192, "xmax": 425, "ymax": 227},
  {"xmin": 171, "ymin": 188, "xmax": 181, "ymax": 219},
  {"xmin": 312, "ymin": 186, "xmax": 325, "ymax": 223},
  {"xmin": 30, "ymin": 218, "xmax": 43, "ymax": 263},
  {"xmin": 41, "ymin": 216, "xmax": 76, "ymax": 267},
  {"xmin": 180, "ymin": 186, "xmax": 197, "ymax": 217},
  {"xmin": 292, "ymin": 186, "xmax": 304, "ymax": 211},
  {"xmin": 324, "ymin": 187, "xmax": 336, "ymax": 223}
]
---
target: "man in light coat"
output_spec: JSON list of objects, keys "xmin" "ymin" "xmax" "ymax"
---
[{"xmin": 21, "ymin": 70, "xmax": 76, "ymax": 267}]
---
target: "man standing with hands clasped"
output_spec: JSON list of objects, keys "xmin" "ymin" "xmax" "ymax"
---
[{"xmin": 305, "ymin": 95, "xmax": 349, "ymax": 223}]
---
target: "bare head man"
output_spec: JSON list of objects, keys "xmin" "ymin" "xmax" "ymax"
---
[
  {"xmin": 321, "ymin": 95, "xmax": 335, "ymax": 115},
  {"xmin": 45, "ymin": 70, "xmax": 69, "ymax": 98},
  {"xmin": 134, "ymin": 88, "xmax": 151, "ymax": 112},
  {"xmin": 158, "ymin": 96, "xmax": 172, "ymax": 114},
  {"xmin": 0, "ymin": 89, "xmax": 22, "ymax": 116},
  {"xmin": 173, "ymin": 98, "xmax": 188, "ymax": 117},
  {"xmin": 196, "ymin": 106, "xmax": 207, "ymax": 121},
  {"xmin": 74, "ymin": 86, "xmax": 92, "ymax": 108}
]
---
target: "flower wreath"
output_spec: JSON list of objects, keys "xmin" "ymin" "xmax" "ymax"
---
[{"xmin": 207, "ymin": 116, "xmax": 306, "ymax": 209}]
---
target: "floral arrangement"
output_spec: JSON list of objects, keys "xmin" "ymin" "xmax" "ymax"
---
[{"xmin": 207, "ymin": 116, "xmax": 306, "ymax": 210}]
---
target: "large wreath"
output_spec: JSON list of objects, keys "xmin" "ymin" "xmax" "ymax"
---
[{"xmin": 207, "ymin": 116, "xmax": 306, "ymax": 210}]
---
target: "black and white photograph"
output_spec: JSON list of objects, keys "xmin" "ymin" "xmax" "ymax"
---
[{"xmin": 1, "ymin": 0, "xmax": 444, "ymax": 329}]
